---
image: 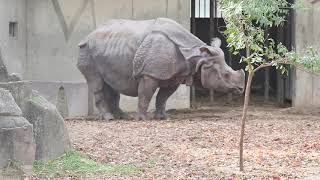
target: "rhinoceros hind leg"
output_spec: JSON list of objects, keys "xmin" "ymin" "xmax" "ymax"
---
[
  {"xmin": 91, "ymin": 81, "xmax": 115, "ymax": 121},
  {"xmin": 78, "ymin": 65, "xmax": 114, "ymax": 121},
  {"xmin": 154, "ymin": 85, "xmax": 179, "ymax": 120},
  {"xmin": 136, "ymin": 76, "xmax": 158, "ymax": 120},
  {"xmin": 100, "ymin": 112, "xmax": 115, "ymax": 121},
  {"xmin": 102, "ymin": 82, "xmax": 131, "ymax": 120}
]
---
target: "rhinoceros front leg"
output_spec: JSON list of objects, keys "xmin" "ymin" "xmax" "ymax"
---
[
  {"xmin": 154, "ymin": 85, "xmax": 179, "ymax": 120},
  {"xmin": 136, "ymin": 76, "xmax": 158, "ymax": 120}
]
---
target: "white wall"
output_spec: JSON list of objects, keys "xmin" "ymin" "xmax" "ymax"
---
[
  {"xmin": 294, "ymin": 3, "xmax": 320, "ymax": 108},
  {"xmin": 25, "ymin": 0, "xmax": 190, "ymax": 81},
  {"xmin": 21, "ymin": 0, "xmax": 191, "ymax": 116},
  {"xmin": 0, "ymin": 0, "xmax": 27, "ymax": 78}
]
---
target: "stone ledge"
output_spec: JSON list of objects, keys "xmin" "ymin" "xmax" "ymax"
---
[{"xmin": 0, "ymin": 88, "xmax": 23, "ymax": 116}]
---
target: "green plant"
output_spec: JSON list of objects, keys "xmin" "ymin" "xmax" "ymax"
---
[
  {"xmin": 33, "ymin": 151, "xmax": 141, "ymax": 176},
  {"xmin": 220, "ymin": 0, "xmax": 320, "ymax": 171}
]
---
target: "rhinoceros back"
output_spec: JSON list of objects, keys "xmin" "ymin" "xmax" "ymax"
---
[
  {"xmin": 132, "ymin": 18, "xmax": 206, "ymax": 80},
  {"xmin": 77, "ymin": 19, "xmax": 155, "ymax": 96},
  {"xmin": 78, "ymin": 19, "xmax": 154, "ymax": 73}
]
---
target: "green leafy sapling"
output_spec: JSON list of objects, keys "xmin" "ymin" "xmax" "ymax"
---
[{"xmin": 220, "ymin": 0, "xmax": 320, "ymax": 171}]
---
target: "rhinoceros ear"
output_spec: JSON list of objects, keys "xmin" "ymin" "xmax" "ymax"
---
[
  {"xmin": 200, "ymin": 47, "xmax": 213, "ymax": 56},
  {"xmin": 199, "ymin": 46, "xmax": 224, "ymax": 57},
  {"xmin": 179, "ymin": 47, "xmax": 202, "ymax": 60},
  {"xmin": 211, "ymin": 37, "xmax": 222, "ymax": 47}
]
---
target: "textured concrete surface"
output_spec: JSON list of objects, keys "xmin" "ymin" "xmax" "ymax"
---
[
  {"xmin": 0, "ymin": 83, "xmax": 71, "ymax": 161},
  {"xmin": 30, "ymin": 81, "xmax": 190, "ymax": 116},
  {"xmin": 120, "ymin": 85, "xmax": 190, "ymax": 112},
  {"xmin": 0, "ymin": 88, "xmax": 35, "ymax": 170},
  {"xmin": 0, "ymin": 0, "xmax": 27, "ymax": 78},
  {"xmin": 0, "ymin": 0, "xmax": 191, "ymax": 116},
  {"xmin": 30, "ymin": 81, "xmax": 88, "ymax": 117},
  {"xmin": 23, "ymin": 93, "xmax": 71, "ymax": 160},
  {"xmin": 24, "ymin": 0, "xmax": 189, "ymax": 82},
  {"xmin": 0, "ymin": 81, "xmax": 33, "ymax": 115},
  {"xmin": 0, "ymin": 116, "xmax": 35, "ymax": 170},
  {"xmin": 0, "ymin": 88, "xmax": 22, "ymax": 116},
  {"xmin": 294, "ymin": 4, "xmax": 320, "ymax": 108}
]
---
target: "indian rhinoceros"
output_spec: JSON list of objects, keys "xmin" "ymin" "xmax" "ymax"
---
[{"xmin": 77, "ymin": 18, "xmax": 245, "ymax": 120}]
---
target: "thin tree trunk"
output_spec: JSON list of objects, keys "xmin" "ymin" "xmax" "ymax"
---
[{"xmin": 239, "ymin": 72, "xmax": 254, "ymax": 171}]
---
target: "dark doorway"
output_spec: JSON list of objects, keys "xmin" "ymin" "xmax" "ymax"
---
[{"xmin": 190, "ymin": 0, "xmax": 294, "ymax": 107}]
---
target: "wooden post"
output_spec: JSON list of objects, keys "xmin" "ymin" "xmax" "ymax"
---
[
  {"xmin": 264, "ymin": 67, "xmax": 270, "ymax": 102},
  {"xmin": 277, "ymin": 70, "xmax": 284, "ymax": 106},
  {"xmin": 227, "ymin": 51, "xmax": 233, "ymax": 103},
  {"xmin": 209, "ymin": 0, "xmax": 215, "ymax": 104},
  {"xmin": 191, "ymin": 0, "xmax": 196, "ymax": 34},
  {"xmin": 276, "ymin": 22, "xmax": 285, "ymax": 106},
  {"xmin": 191, "ymin": 0, "xmax": 196, "ymax": 108},
  {"xmin": 210, "ymin": 0, "xmax": 215, "ymax": 36}
]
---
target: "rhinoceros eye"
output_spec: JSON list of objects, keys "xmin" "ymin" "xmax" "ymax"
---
[{"xmin": 224, "ymin": 73, "xmax": 230, "ymax": 80}]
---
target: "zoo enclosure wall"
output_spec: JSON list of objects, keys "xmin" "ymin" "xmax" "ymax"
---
[{"xmin": 0, "ymin": 0, "xmax": 191, "ymax": 117}]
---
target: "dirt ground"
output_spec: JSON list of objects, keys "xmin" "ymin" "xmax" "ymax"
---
[{"xmin": 66, "ymin": 103, "xmax": 320, "ymax": 179}]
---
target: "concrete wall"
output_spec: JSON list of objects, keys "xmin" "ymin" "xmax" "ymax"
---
[
  {"xmin": 294, "ymin": 4, "xmax": 320, "ymax": 108},
  {"xmin": 26, "ymin": 0, "xmax": 94, "ymax": 81},
  {"xmin": 0, "ymin": 0, "xmax": 27, "ymax": 78},
  {"xmin": 120, "ymin": 85, "xmax": 190, "ymax": 112},
  {"xmin": 0, "ymin": 0, "xmax": 190, "ymax": 117},
  {"xmin": 29, "ymin": 81, "xmax": 88, "ymax": 117},
  {"xmin": 25, "ymin": 0, "xmax": 190, "ymax": 81}
]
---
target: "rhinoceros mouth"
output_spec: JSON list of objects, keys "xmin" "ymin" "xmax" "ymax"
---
[{"xmin": 232, "ymin": 87, "xmax": 244, "ymax": 94}]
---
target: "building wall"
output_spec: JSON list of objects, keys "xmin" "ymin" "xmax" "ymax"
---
[
  {"xmin": 25, "ymin": 0, "xmax": 190, "ymax": 81},
  {"xmin": 294, "ymin": 4, "xmax": 320, "ymax": 108},
  {"xmin": 0, "ymin": 0, "xmax": 27, "ymax": 78},
  {"xmin": 0, "ymin": 0, "xmax": 191, "ymax": 117}
]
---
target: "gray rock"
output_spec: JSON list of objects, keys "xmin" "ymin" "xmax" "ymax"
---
[
  {"xmin": 0, "ymin": 88, "xmax": 35, "ymax": 171},
  {"xmin": 0, "ymin": 88, "xmax": 22, "ymax": 116},
  {"xmin": 0, "ymin": 116, "xmax": 35, "ymax": 171},
  {"xmin": 23, "ymin": 93, "xmax": 71, "ymax": 160},
  {"xmin": 0, "ymin": 82, "xmax": 71, "ymax": 161},
  {"xmin": 7, "ymin": 73, "xmax": 22, "ymax": 82},
  {"xmin": 0, "ymin": 81, "xmax": 33, "ymax": 112}
]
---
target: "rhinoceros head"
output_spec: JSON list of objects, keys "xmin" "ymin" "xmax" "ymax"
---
[{"xmin": 195, "ymin": 38, "xmax": 245, "ymax": 94}]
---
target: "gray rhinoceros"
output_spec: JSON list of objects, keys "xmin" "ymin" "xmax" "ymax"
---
[{"xmin": 77, "ymin": 18, "xmax": 245, "ymax": 120}]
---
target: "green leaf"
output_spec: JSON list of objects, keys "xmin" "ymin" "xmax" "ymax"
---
[{"xmin": 220, "ymin": 0, "xmax": 320, "ymax": 74}]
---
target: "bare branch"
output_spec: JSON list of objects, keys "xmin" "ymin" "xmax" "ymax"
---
[{"xmin": 253, "ymin": 58, "xmax": 320, "ymax": 76}]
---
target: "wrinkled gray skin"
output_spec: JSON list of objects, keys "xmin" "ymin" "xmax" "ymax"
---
[{"xmin": 77, "ymin": 18, "xmax": 245, "ymax": 120}]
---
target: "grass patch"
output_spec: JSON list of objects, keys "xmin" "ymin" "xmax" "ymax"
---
[
  {"xmin": 30, "ymin": 94, "xmax": 46, "ymax": 105},
  {"xmin": 33, "ymin": 151, "xmax": 140, "ymax": 176}
]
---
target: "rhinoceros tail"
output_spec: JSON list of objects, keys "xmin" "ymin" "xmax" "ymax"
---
[
  {"xmin": 78, "ymin": 38, "xmax": 88, "ymax": 48},
  {"xmin": 77, "ymin": 41, "xmax": 92, "ymax": 73}
]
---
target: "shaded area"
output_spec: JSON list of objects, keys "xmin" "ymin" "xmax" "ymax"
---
[{"xmin": 190, "ymin": 0, "xmax": 294, "ymax": 107}]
